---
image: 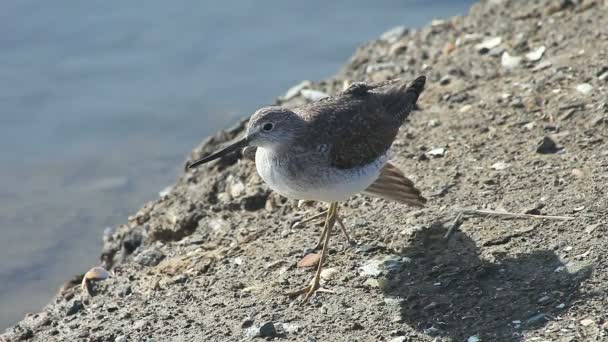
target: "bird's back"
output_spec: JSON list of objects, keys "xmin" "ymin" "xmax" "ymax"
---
[{"xmin": 293, "ymin": 76, "xmax": 426, "ymax": 170}]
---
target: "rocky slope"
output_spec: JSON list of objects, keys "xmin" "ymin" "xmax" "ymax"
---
[{"xmin": 3, "ymin": 0, "xmax": 608, "ymax": 341}]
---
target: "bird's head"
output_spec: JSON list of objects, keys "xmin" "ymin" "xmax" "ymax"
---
[{"xmin": 186, "ymin": 106, "xmax": 305, "ymax": 168}]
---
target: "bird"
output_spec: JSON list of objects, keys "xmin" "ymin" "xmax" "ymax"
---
[{"xmin": 187, "ymin": 75, "xmax": 427, "ymax": 300}]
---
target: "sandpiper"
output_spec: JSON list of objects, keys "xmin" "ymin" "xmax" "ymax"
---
[{"xmin": 187, "ymin": 76, "xmax": 427, "ymax": 300}]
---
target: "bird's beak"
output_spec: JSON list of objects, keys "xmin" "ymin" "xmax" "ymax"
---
[{"xmin": 186, "ymin": 136, "xmax": 249, "ymax": 169}]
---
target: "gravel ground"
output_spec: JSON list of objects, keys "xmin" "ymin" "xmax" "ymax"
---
[{"xmin": 3, "ymin": 0, "xmax": 608, "ymax": 341}]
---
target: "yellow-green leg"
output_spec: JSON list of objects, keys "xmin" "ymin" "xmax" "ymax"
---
[
  {"xmin": 292, "ymin": 207, "xmax": 355, "ymax": 247},
  {"xmin": 287, "ymin": 202, "xmax": 338, "ymax": 301}
]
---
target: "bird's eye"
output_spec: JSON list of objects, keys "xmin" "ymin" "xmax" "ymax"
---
[{"xmin": 262, "ymin": 123, "xmax": 274, "ymax": 132}]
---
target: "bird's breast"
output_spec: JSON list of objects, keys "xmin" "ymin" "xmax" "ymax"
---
[{"xmin": 254, "ymin": 147, "xmax": 386, "ymax": 202}]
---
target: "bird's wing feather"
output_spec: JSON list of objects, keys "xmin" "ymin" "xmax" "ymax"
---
[
  {"xmin": 294, "ymin": 76, "xmax": 426, "ymax": 169},
  {"xmin": 363, "ymin": 162, "xmax": 426, "ymax": 207}
]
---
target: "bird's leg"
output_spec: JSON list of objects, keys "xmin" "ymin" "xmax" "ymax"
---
[
  {"xmin": 292, "ymin": 207, "xmax": 356, "ymax": 248},
  {"xmin": 291, "ymin": 210, "xmax": 328, "ymax": 229},
  {"xmin": 286, "ymin": 202, "xmax": 338, "ymax": 301},
  {"xmin": 314, "ymin": 216, "xmax": 354, "ymax": 249}
]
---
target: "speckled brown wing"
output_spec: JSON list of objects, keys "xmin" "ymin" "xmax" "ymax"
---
[
  {"xmin": 363, "ymin": 162, "xmax": 426, "ymax": 206},
  {"xmin": 294, "ymin": 76, "xmax": 426, "ymax": 170}
]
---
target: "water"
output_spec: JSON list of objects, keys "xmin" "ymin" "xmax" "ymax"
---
[{"xmin": 0, "ymin": 0, "xmax": 475, "ymax": 328}]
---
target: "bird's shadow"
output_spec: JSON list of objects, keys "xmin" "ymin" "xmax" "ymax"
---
[{"xmin": 382, "ymin": 222, "xmax": 592, "ymax": 341}]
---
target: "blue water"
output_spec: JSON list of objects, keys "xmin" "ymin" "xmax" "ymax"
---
[{"xmin": 0, "ymin": 0, "xmax": 475, "ymax": 328}]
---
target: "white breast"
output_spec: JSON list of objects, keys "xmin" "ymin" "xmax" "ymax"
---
[{"xmin": 255, "ymin": 147, "xmax": 386, "ymax": 202}]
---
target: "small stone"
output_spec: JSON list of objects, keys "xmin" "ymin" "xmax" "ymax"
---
[
  {"xmin": 229, "ymin": 179, "xmax": 246, "ymax": 198},
  {"xmin": 526, "ymin": 313, "xmax": 547, "ymax": 325},
  {"xmin": 115, "ymin": 336, "xmax": 127, "ymax": 342},
  {"xmin": 474, "ymin": 36, "xmax": 502, "ymax": 54},
  {"xmin": 599, "ymin": 71, "xmax": 608, "ymax": 81},
  {"xmin": 491, "ymin": 162, "xmax": 510, "ymax": 170},
  {"xmin": 366, "ymin": 62, "xmax": 399, "ymax": 74},
  {"xmin": 380, "ymin": 26, "xmax": 407, "ymax": 43},
  {"xmin": 439, "ymin": 75, "xmax": 451, "ymax": 85},
  {"xmin": 158, "ymin": 185, "xmax": 173, "ymax": 198},
  {"xmin": 571, "ymin": 169, "xmax": 584, "ymax": 178},
  {"xmin": 66, "ymin": 300, "xmax": 84, "ymax": 316},
  {"xmin": 581, "ymin": 318, "xmax": 595, "ymax": 326},
  {"xmin": 320, "ymin": 268, "xmax": 339, "ymax": 281},
  {"xmin": 281, "ymin": 80, "xmax": 312, "ymax": 100},
  {"xmin": 364, "ymin": 278, "xmax": 380, "ymax": 287},
  {"xmin": 427, "ymin": 147, "xmax": 446, "ymax": 157},
  {"xmin": 297, "ymin": 253, "xmax": 321, "ymax": 268},
  {"xmin": 134, "ymin": 247, "xmax": 165, "ymax": 267},
  {"xmin": 556, "ymin": 303, "xmax": 566, "ymax": 309},
  {"xmin": 501, "ymin": 51, "xmax": 522, "ymax": 69},
  {"xmin": 359, "ymin": 259, "xmax": 383, "ymax": 277},
  {"xmin": 576, "ymin": 83, "xmax": 593, "ymax": 95},
  {"xmin": 467, "ymin": 336, "xmax": 480, "ymax": 342},
  {"xmin": 427, "ymin": 119, "xmax": 440, "ymax": 127},
  {"xmin": 585, "ymin": 223, "xmax": 600, "ymax": 234},
  {"xmin": 117, "ymin": 285, "xmax": 132, "ymax": 297},
  {"xmin": 278, "ymin": 322, "xmax": 301, "ymax": 334},
  {"xmin": 300, "ymin": 89, "xmax": 329, "ymax": 101},
  {"xmin": 536, "ymin": 136, "xmax": 559, "ymax": 154},
  {"xmin": 526, "ymin": 46, "xmax": 546, "ymax": 61},
  {"xmin": 390, "ymin": 337, "xmax": 407, "ymax": 342},
  {"xmin": 241, "ymin": 318, "xmax": 254, "ymax": 328},
  {"xmin": 356, "ymin": 244, "xmax": 382, "ymax": 253},
  {"xmin": 532, "ymin": 60, "xmax": 553, "ymax": 71},
  {"xmin": 459, "ymin": 104, "xmax": 472, "ymax": 113},
  {"xmin": 259, "ymin": 322, "xmax": 277, "ymax": 337},
  {"xmin": 538, "ymin": 295, "xmax": 550, "ymax": 303}
]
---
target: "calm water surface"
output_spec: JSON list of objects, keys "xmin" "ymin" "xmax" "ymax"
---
[{"xmin": 0, "ymin": 0, "xmax": 475, "ymax": 328}]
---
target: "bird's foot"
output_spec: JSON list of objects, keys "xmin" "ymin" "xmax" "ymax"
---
[{"xmin": 285, "ymin": 276, "xmax": 335, "ymax": 302}]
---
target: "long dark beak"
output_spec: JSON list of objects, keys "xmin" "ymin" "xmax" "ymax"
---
[{"xmin": 186, "ymin": 136, "xmax": 249, "ymax": 169}]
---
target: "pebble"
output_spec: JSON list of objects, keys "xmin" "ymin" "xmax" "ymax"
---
[
  {"xmin": 282, "ymin": 80, "xmax": 312, "ymax": 100},
  {"xmin": 599, "ymin": 71, "xmax": 608, "ymax": 81},
  {"xmin": 585, "ymin": 223, "xmax": 600, "ymax": 234},
  {"xmin": 533, "ymin": 60, "xmax": 553, "ymax": 71},
  {"xmin": 580, "ymin": 318, "xmax": 595, "ymax": 326},
  {"xmin": 364, "ymin": 278, "xmax": 380, "ymax": 287},
  {"xmin": 571, "ymin": 169, "xmax": 584, "ymax": 178},
  {"xmin": 278, "ymin": 322, "xmax": 301, "ymax": 334},
  {"xmin": 501, "ymin": 51, "xmax": 522, "ymax": 69},
  {"xmin": 474, "ymin": 36, "xmax": 502, "ymax": 53},
  {"xmin": 467, "ymin": 336, "xmax": 480, "ymax": 342},
  {"xmin": 380, "ymin": 26, "xmax": 407, "ymax": 43},
  {"xmin": 259, "ymin": 322, "xmax": 277, "ymax": 337},
  {"xmin": 536, "ymin": 136, "xmax": 559, "ymax": 154},
  {"xmin": 320, "ymin": 267, "xmax": 339, "ymax": 281},
  {"xmin": 300, "ymin": 89, "xmax": 329, "ymax": 101},
  {"xmin": 297, "ymin": 253, "xmax": 320, "ymax": 268},
  {"xmin": 158, "ymin": 185, "xmax": 173, "ymax": 198},
  {"xmin": 359, "ymin": 259, "xmax": 384, "ymax": 276},
  {"xmin": 134, "ymin": 247, "xmax": 166, "ymax": 267},
  {"xmin": 576, "ymin": 83, "xmax": 593, "ymax": 95},
  {"xmin": 556, "ymin": 303, "xmax": 566, "ymax": 309},
  {"xmin": 115, "ymin": 336, "xmax": 127, "ymax": 342},
  {"xmin": 427, "ymin": 147, "xmax": 446, "ymax": 157},
  {"xmin": 366, "ymin": 62, "xmax": 399, "ymax": 74},
  {"xmin": 356, "ymin": 243, "xmax": 382, "ymax": 253},
  {"xmin": 526, "ymin": 313, "xmax": 547, "ymax": 325},
  {"xmin": 389, "ymin": 337, "xmax": 407, "ymax": 342},
  {"xmin": 526, "ymin": 46, "xmax": 546, "ymax": 61},
  {"xmin": 66, "ymin": 300, "xmax": 84, "ymax": 316},
  {"xmin": 359, "ymin": 256, "xmax": 406, "ymax": 276},
  {"xmin": 491, "ymin": 162, "xmax": 510, "ymax": 170}
]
